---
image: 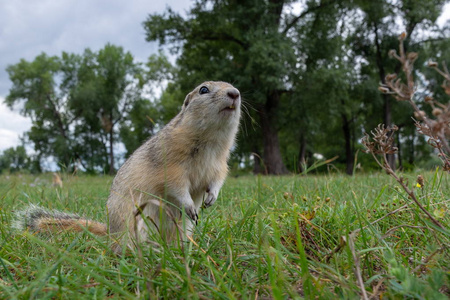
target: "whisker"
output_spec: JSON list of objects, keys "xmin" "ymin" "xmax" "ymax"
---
[
  {"xmin": 239, "ymin": 99, "xmax": 259, "ymax": 136},
  {"xmin": 241, "ymin": 98, "xmax": 257, "ymax": 112}
]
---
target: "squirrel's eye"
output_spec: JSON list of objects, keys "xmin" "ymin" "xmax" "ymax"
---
[{"xmin": 199, "ymin": 86, "xmax": 209, "ymax": 94}]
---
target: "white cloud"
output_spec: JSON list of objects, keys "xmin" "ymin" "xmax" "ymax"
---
[
  {"xmin": 0, "ymin": 99, "xmax": 32, "ymax": 152},
  {"xmin": 0, "ymin": 0, "xmax": 192, "ymax": 95},
  {"xmin": 437, "ymin": 3, "xmax": 450, "ymax": 27},
  {"xmin": 0, "ymin": 0, "xmax": 192, "ymax": 153},
  {"xmin": 0, "ymin": 128, "xmax": 22, "ymax": 151}
]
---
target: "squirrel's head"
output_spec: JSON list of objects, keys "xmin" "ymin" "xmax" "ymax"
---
[{"xmin": 181, "ymin": 81, "xmax": 241, "ymax": 130}]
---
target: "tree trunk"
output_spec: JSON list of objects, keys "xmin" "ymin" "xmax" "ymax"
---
[
  {"xmin": 109, "ymin": 128, "xmax": 115, "ymax": 175},
  {"xmin": 258, "ymin": 90, "xmax": 289, "ymax": 175},
  {"xmin": 409, "ymin": 131, "xmax": 415, "ymax": 165},
  {"xmin": 34, "ymin": 154, "xmax": 42, "ymax": 173},
  {"xmin": 374, "ymin": 24, "xmax": 396, "ymax": 170},
  {"xmin": 341, "ymin": 113, "xmax": 354, "ymax": 175}
]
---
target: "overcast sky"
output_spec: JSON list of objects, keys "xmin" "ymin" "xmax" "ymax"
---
[
  {"xmin": 0, "ymin": 0, "xmax": 191, "ymax": 152},
  {"xmin": 0, "ymin": 1, "xmax": 449, "ymax": 153}
]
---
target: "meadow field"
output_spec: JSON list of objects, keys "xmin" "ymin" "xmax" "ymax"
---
[{"xmin": 0, "ymin": 171, "xmax": 449, "ymax": 299}]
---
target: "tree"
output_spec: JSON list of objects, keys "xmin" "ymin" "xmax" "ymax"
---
[
  {"xmin": 351, "ymin": 0, "xmax": 448, "ymax": 169},
  {"xmin": 0, "ymin": 146, "xmax": 32, "ymax": 173},
  {"xmin": 144, "ymin": 0, "xmax": 327, "ymax": 174},
  {"xmin": 66, "ymin": 44, "xmax": 145, "ymax": 174},
  {"xmin": 283, "ymin": 1, "xmax": 363, "ymax": 175},
  {"xmin": 6, "ymin": 53, "xmax": 77, "ymax": 170},
  {"xmin": 280, "ymin": 0, "xmax": 449, "ymax": 174},
  {"xmin": 6, "ymin": 45, "xmax": 163, "ymax": 173},
  {"xmin": 144, "ymin": 0, "xmax": 450, "ymax": 175},
  {"xmin": 119, "ymin": 99, "xmax": 156, "ymax": 158}
]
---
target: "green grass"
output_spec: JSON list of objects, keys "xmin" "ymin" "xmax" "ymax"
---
[{"xmin": 0, "ymin": 171, "xmax": 449, "ymax": 299}]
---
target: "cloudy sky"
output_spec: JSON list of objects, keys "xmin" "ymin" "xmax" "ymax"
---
[
  {"xmin": 0, "ymin": 0, "xmax": 191, "ymax": 152},
  {"xmin": 0, "ymin": 1, "xmax": 449, "ymax": 153}
]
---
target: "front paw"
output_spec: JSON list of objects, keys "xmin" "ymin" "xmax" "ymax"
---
[
  {"xmin": 203, "ymin": 190, "xmax": 218, "ymax": 208},
  {"xmin": 184, "ymin": 204, "xmax": 198, "ymax": 225}
]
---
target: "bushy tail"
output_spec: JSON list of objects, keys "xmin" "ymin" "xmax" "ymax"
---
[{"xmin": 13, "ymin": 204, "xmax": 107, "ymax": 236}]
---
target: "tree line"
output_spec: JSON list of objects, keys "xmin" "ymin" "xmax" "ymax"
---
[
  {"xmin": 2, "ymin": 0, "xmax": 449, "ymax": 175},
  {"xmin": 4, "ymin": 46, "xmax": 172, "ymax": 174}
]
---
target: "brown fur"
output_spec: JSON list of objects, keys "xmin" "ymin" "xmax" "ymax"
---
[
  {"xmin": 36, "ymin": 218, "xmax": 107, "ymax": 236},
  {"xmin": 107, "ymin": 81, "xmax": 241, "ymax": 251},
  {"xmin": 19, "ymin": 82, "xmax": 241, "ymax": 253}
]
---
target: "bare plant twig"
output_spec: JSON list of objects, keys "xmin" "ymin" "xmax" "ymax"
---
[
  {"xmin": 362, "ymin": 125, "xmax": 445, "ymax": 229},
  {"xmin": 378, "ymin": 32, "xmax": 450, "ymax": 171}
]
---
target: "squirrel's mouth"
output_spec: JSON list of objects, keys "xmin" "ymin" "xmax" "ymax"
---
[{"xmin": 220, "ymin": 105, "xmax": 236, "ymax": 112}]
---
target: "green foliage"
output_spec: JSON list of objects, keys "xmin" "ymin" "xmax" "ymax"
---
[
  {"xmin": 64, "ymin": 44, "xmax": 144, "ymax": 173},
  {"xmin": 155, "ymin": 82, "xmax": 185, "ymax": 125},
  {"xmin": 6, "ymin": 53, "xmax": 74, "ymax": 169},
  {"xmin": 4, "ymin": 0, "xmax": 449, "ymax": 174},
  {"xmin": 144, "ymin": 0, "xmax": 301, "ymax": 174},
  {"xmin": 5, "ymin": 46, "xmax": 172, "ymax": 173},
  {"xmin": 143, "ymin": 0, "xmax": 450, "ymax": 175},
  {"xmin": 0, "ymin": 146, "xmax": 32, "ymax": 174},
  {"xmin": 119, "ymin": 99, "xmax": 156, "ymax": 158},
  {"xmin": 1, "ymin": 172, "xmax": 449, "ymax": 298}
]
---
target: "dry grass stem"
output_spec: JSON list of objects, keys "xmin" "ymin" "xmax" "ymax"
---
[
  {"xmin": 380, "ymin": 225, "xmax": 425, "ymax": 240},
  {"xmin": 346, "ymin": 233, "xmax": 369, "ymax": 300},
  {"xmin": 369, "ymin": 278, "xmax": 386, "ymax": 300}
]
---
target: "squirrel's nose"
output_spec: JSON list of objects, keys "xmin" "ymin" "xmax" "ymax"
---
[{"xmin": 227, "ymin": 88, "xmax": 240, "ymax": 100}]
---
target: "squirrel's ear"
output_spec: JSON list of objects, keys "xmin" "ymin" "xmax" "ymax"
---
[{"xmin": 183, "ymin": 92, "xmax": 192, "ymax": 108}]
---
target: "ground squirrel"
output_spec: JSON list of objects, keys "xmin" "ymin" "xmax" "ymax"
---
[{"xmin": 14, "ymin": 81, "xmax": 241, "ymax": 252}]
